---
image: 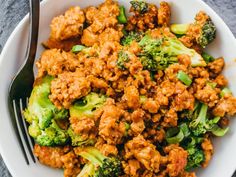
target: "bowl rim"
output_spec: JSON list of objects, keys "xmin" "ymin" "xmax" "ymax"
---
[{"xmin": 0, "ymin": 0, "xmax": 236, "ymax": 176}]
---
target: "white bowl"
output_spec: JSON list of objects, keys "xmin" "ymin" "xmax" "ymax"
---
[{"xmin": 0, "ymin": 0, "xmax": 236, "ymax": 176}]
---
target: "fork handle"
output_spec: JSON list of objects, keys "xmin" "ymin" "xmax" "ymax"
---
[{"xmin": 25, "ymin": 0, "xmax": 40, "ymax": 68}]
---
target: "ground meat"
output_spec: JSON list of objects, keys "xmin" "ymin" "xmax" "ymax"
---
[
  {"xmin": 214, "ymin": 75, "xmax": 228, "ymax": 87},
  {"xmin": 164, "ymin": 145, "xmax": 188, "ymax": 177},
  {"xmin": 80, "ymin": 28, "xmax": 99, "ymax": 46},
  {"xmin": 125, "ymin": 135, "xmax": 161, "ymax": 173},
  {"xmin": 81, "ymin": 0, "xmax": 120, "ymax": 46},
  {"xmin": 61, "ymin": 151, "xmax": 81, "ymax": 177},
  {"xmin": 213, "ymin": 96, "xmax": 236, "ymax": 117},
  {"xmin": 172, "ymin": 82, "xmax": 195, "ymax": 111},
  {"xmin": 36, "ymin": 49, "xmax": 79, "ymax": 78},
  {"xmin": 49, "ymin": 70, "xmax": 91, "ymax": 108},
  {"xmin": 208, "ymin": 57, "xmax": 225, "ymax": 75},
  {"xmin": 143, "ymin": 127, "xmax": 165, "ymax": 143},
  {"xmin": 98, "ymin": 27, "xmax": 123, "ymax": 44},
  {"xmin": 180, "ymin": 171, "xmax": 197, "ymax": 177},
  {"xmin": 177, "ymin": 54, "xmax": 191, "ymax": 67},
  {"xmin": 99, "ymin": 103, "xmax": 126, "ymax": 144},
  {"xmin": 34, "ymin": 144, "xmax": 70, "ymax": 168},
  {"xmin": 95, "ymin": 137, "xmax": 118, "ymax": 156},
  {"xmin": 50, "ymin": 6, "xmax": 85, "ymax": 41},
  {"xmin": 126, "ymin": 4, "xmax": 158, "ymax": 31},
  {"xmin": 162, "ymin": 108, "xmax": 178, "ymax": 127},
  {"xmin": 130, "ymin": 109, "xmax": 145, "ymax": 135},
  {"xmin": 70, "ymin": 117, "xmax": 96, "ymax": 140},
  {"xmin": 195, "ymin": 85, "xmax": 219, "ymax": 107},
  {"xmin": 142, "ymin": 98, "xmax": 160, "ymax": 114},
  {"xmin": 158, "ymin": 2, "xmax": 171, "ymax": 26},
  {"xmin": 42, "ymin": 37, "xmax": 81, "ymax": 52},
  {"xmin": 201, "ymin": 137, "xmax": 213, "ymax": 168},
  {"xmin": 122, "ymin": 85, "xmax": 140, "ymax": 109},
  {"xmin": 123, "ymin": 159, "xmax": 141, "ymax": 177}
]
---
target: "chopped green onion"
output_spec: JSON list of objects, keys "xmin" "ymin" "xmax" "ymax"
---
[
  {"xmin": 179, "ymin": 123, "xmax": 190, "ymax": 137},
  {"xmin": 117, "ymin": 6, "xmax": 127, "ymax": 24},
  {"xmin": 125, "ymin": 122, "xmax": 131, "ymax": 131},
  {"xmin": 206, "ymin": 81, "xmax": 217, "ymax": 88},
  {"xmin": 177, "ymin": 71, "xmax": 192, "ymax": 86},
  {"xmin": 71, "ymin": 45, "xmax": 86, "ymax": 53},
  {"xmin": 139, "ymin": 95, "xmax": 147, "ymax": 104},
  {"xmin": 166, "ymin": 127, "xmax": 184, "ymax": 144},
  {"xmin": 170, "ymin": 24, "xmax": 189, "ymax": 35},
  {"xmin": 202, "ymin": 52, "xmax": 214, "ymax": 63},
  {"xmin": 220, "ymin": 87, "xmax": 232, "ymax": 97}
]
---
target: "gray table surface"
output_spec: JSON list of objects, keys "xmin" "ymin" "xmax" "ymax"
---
[{"xmin": 0, "ymin": 0, "xmax": 236, "ymax": 176}]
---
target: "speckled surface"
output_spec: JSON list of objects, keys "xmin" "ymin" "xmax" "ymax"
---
[{"xmin": 0, "ymin": 0, "xmax": 235, "ymax": 176}]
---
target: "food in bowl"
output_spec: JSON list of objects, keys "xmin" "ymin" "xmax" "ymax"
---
[{"xmin": 23, "ymin": 0, "xmax": 236, "ymax": 176}]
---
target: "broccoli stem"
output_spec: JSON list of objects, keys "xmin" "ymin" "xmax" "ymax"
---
[
  {"xmin": 190, "ymin": 104, "xmax": 208, "ymax": 128},
  {"xmin": 117, "ymin": 6, "xmax": 127, "ymax": 24},
  {"xmin": 177, "ymin": 71, "xmax": 192, "ymax": 86},
  {"xmin": 170, "ymin": 24, "xmax": 190, "ymax": 35},
  {"xmin": 77, "ymin": 163, "xmax": 95, "ymax": 177},
  {"xmin": 71, "ymin": 45, "xmax": 86, "ymax": 53},
  {"xmin": 78, "ymin": 147, "xmax": 105, "ymax": 166}
]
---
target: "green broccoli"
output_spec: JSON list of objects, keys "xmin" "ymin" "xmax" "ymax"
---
[
  {"xmin": 185, "ymin": 145, "xmax": 205, "ymax": 171},
  {"xmin": 189, "ymin": 103, "xmax": 228, "ymax": 136},
  {"xmin": 70, "ymin": 92, "xmax": 106, "ymax": 118},
  {"xmin": 170, "ymin": 15, "xmax": 216, "ymax": 48},
  {"xmin": 117, "ymin": 50, "xmax": 130, "ymax": 70},
  {"xmin": 24, "ymin": 76, "xmax": 69, "ymax": 146},
  {"xmin": 197, "ymin": 20, "xmax": 216, "ymax": 48},
  {"xmin": 138, "ymin": 34, "xmax": 206, "ymax": 71},
  {"xmin": 68, "ymin": 128, "xmax": 95, "ymax": 146},
  {"xmin": 130, "ymin": 0, "xmax": 149, "ymax": 14},
  {"xmin": 121, "ymin": 31, "xmax": 143, "ymax": 46},
  {"xmin": 77, "ymin": 147, "xmax": 122, "ymax": 177},
  {"xmin": 35, "ymin": 119, "xmax": 69, "ymax": 146}
]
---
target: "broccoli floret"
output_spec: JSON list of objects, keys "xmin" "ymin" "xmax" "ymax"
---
[
  {"xmin": 170, "ymin": 15, "xmax": 216, "ymax": 48},
  {"xmin": 70, "ymin": 92, "xmax": 106, "ymax": 118},
  {"xmin": 197, "ymin": 19, "xmax": 216, "ymax": 48},
  {"xmin": 185, "ymin": 146, "xmax": 205, "ymax": 171},
  {"xmin": 68, "ymin": 128, "xmax": 95, "ymax": 146},
  {"xmin": 189, "ymin": 103, "xmax": 228, "ymax": 136},
  {"xmin": 130, "ymin": 0, "xmax": 149, "ymax": 14},
  {"xmin": 24, "ymin": 76, "xmax": 69, "ymax": 146},
  {"xmin": 121, "ymin": 31, "xmax": 143, "ymax": 46},
  {"xmin": 77, "ymin": 147, "xmax": 122, "ymax": 177},
  {"xmin": 35, "ymin": 119, "xmax": 69, "ymax": 146},
  {"xmin": 117, "ymin": 50, "xmax": 130, "ymax": 70},
  {"xmin": 138, "ymin": 34, "xmax": 205, "ymax": 71}
]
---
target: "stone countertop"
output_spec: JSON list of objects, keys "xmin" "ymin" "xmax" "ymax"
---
[{"xmin": 0, "ymin": 0, "xmax": 235, "ymax": 176}]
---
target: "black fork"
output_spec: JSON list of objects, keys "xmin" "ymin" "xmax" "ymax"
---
[{"xmin": 8, "ymin": 0, "xmax": 40, "ymax": 165}]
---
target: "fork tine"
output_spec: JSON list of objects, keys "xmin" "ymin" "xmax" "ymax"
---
[
  {"xmin": 20, "ymin": 98, "xmax": 36, "ymax": 163},
  {"xmin": 12, "ymin": 100, "xmax": 30, "ymax": 165}
]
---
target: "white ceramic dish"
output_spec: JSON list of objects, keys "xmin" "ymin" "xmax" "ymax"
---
[{"xmin": 0, "ymin": 0, "xmax": 236, "ymax": 176}]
